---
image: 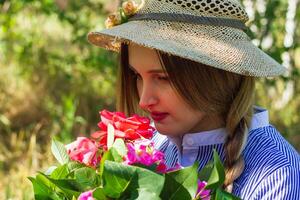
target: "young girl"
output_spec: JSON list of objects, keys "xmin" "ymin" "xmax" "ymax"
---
[{"xmin": 87, "ymin": 0, "xmax": 300, "ymax": 199}]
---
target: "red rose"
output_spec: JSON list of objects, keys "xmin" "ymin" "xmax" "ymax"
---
[{"xmin": 92, "ymin": 110, "xmax": 155, "ymax": 146}]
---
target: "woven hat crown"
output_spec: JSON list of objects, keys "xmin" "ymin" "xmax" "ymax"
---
[
  {"xmin": 138, "ymin": 0, "xmax": 249, "ymax": 23},
  {"xmin": 87, "ymin": 0, "xmax": 286, "ymax": 77}
]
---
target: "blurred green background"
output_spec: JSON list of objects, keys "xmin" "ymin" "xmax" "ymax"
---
[{"xmin": 0, "ymin": 0, "xmax": 299, "ymax": 199}]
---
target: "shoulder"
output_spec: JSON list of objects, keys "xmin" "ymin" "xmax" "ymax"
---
[
  {"xmin": 236, "ymin": 162, "xmax": 300, "ymax": 199},
  {"xmin": 234, "ymin": 125, "xmax": 300, "ymax": 199},
  {"xmin": 250, "ymin": 165, "xmax": 300, "ymax": 199},
  {"xmin": 245, "ymin": 106, "xmax": 299, "ymax": 170},
  {"xmin": 244, "ymin": 125, "xmax": 300, "ymax": 169}
]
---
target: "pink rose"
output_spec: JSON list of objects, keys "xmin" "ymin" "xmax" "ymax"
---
[{"xmin": 65, "ymin": 137, "xmax": 101, "ymax": 168}]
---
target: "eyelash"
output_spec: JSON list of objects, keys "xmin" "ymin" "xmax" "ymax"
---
[
  {"xmin": 132, "ymin": 71, "xmax": 141, "ymax": 79},
  {"xmin": 157, "ymin": 76, "xmax": 169, "ymax": 81},
  {"xmin": 131, "ymin": 70, "xmax": 169, "ymax": 81}
]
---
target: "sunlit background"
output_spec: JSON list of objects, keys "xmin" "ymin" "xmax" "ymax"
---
[{"xmin": 0, "ymin": 0, "xmax": 299, "ymax": 199}]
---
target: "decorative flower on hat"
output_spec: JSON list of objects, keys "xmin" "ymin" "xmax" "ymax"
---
[
  {"xmin": 105, "ymin": 0, "xmax": 141, "ymax": 29},
  {"xmin": 122, "ymin": 0, "xmax": 139, "ymax": 16},
  {"xmin": 105, "ymin": 14, "xmax": 122, "ymax": 29}
]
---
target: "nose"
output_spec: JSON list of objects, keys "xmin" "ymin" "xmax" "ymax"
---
[{"xmin": 138, "ymin": 83, "xmax": 158, "ymax": 110}]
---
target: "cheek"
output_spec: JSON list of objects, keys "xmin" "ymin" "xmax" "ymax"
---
[
  {"xmin": 136, "ymin": 79, "xmax": 143, "ymax": 96},
  {"xmin": 166, "ymin": 91, "xmax": 191, "ymax": 113},
  {"xmin": 162, "ymin": 86, "xmax": 180, "ymax": 101},
  {"xmin": 169, "ymin": 98, "xmax": 204, "ymax": 125}
]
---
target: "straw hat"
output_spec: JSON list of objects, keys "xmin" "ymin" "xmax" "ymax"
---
[{"xmin": 88, "ymin": 0, "xmax": 286, "ymax": 77}]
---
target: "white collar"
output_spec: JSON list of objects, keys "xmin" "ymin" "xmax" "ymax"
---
[
  {"xmin": 168, "ymin": 106, "xmax": 269, "ymax": 147},
  {"xmin": 249, "ymin": 106, "xmax": 269, "ymax": 131}
]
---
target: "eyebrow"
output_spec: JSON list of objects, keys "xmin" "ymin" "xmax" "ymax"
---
[{"xmin": 128, "ymin": 64, "xmax": 165, "ymax": 74}]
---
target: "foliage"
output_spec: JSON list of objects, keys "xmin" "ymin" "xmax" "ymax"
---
[
  {"xmin": 0, "ymin": 0, "xmax": 118, "ymax": 138},
  {"xmin": 30, "ymin": 139, "xmax": 235, "ymax": 200},
  {"xmin": 246, "ymin": 0, "xmax": 300, "ymax": 148}
]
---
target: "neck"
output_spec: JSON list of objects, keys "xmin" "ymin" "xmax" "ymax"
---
[{"xmin": 188, "ymin": 114, "xmax": 225, "ymax": 133}]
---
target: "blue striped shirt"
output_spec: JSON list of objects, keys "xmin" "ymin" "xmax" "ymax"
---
[{"xmin": 152, "ymin": 107, "xmax": 300, "ymax": 199}]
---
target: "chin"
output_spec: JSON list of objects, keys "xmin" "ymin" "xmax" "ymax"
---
[{"xmin": 155, "ymin": 125, "xmax": 183, "ymax": 136}]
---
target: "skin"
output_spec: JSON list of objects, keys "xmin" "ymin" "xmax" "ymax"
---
[{"xmin": 128, "ymin": 43, "xmax": 224, "ymax": 136}]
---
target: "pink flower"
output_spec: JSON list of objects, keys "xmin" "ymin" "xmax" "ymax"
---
[
  {"xmin": 125, "ymin": 143, "xmax": 138, "ymax": 165},
  {"xmin": 123, "ymin": 139, "xmax": 166, "ymax": 171},
  {"xmin": 78, "ymin": 190, "xmax": 94, "ymax": 200},
  {"xmin": 196, "ymin": 180, "xmax": 210, "ymax": 200},
  {"xmin": 157, "ymin": 162, "xmax": 183, "ymax": 174},
  {"xmin": 65, "ymin": 137, "xmax": 101, "ymax": 168},
  {"xmin": 156, "ymin": 162, "xmax": 167, "ymax": 173},
  {"xmin": 152, "ymin": 151, "xmax": 164, "ymax": 162},
  {"xmin": 139, "ymin": 151, "xmax": 154, "ymax": 166}
]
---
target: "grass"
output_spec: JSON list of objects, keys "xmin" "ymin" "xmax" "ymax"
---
[{"xmin": 0, "ymin": 128, "xmax": 56, "ymax": 200}]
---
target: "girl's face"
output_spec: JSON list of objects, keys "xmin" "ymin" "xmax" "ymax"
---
[{"xmin": 128, "ymin": 43, "xmax": 223, "ymax": 136}]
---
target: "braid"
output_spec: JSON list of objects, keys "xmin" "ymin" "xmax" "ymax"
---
[{"xmin": 223, "ymin": 76, "xmax": 255, "ymax": 192}]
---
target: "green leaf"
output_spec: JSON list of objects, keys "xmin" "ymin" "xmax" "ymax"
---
[
  {"xmin": 36, "ymin": 173, "xmax": 56, "ymax": 189},
  {"xmin": 205, "ymin": 150, "xmax": 225, "ymax": 190},
  {"xmin": 128, "ymin": 188, "xmax": 161, "ymax": 200},
  {"xmin": 160, "ymin": 162, "xmax": 198, "ymax": 200},
  {"xmin": 130, "ymin": 167, "xmax": 164, "ymax": 200},
  {"xmin": 113, "ymin": 138, "xmax": 127, "ymax": 157},
  {"xmin": 51, "ymin": 139, "xmax": 70, "ymax": 165},
  {"xmin": 103, "ymin": 160, "xmax": 137, "ymax": 198},
  {"xmin": 133, "ymin": 163, "xmax": 157, "ymax": 172},
  {"xmin": 51, "ymin": 164, "xmax": 69, "ymax": 179},
  {"xmin": 99, "ymin": 150, "xmax": 114, "ymax": 177},
  {"xmin": 93, "ymin": 187, "xmax": 109, "ymax": 200},
  {"xmin": 74, "ymin": 167, "xmax": 101, "ymax": 190},
  {"xmin": 66, "ymin": 161, "xmax": 86, "ymax": 179},
  {"xmin": 103, "ymin": 160, "xmax": 164, "ymax": 199},
  {"xmin": 110, "ymin": 147, "xmax": 124, "ymax": 162},
  {"xmin": 215, "ymin": 188, "xmax": 241, "ymax": 200},
  {"xmin": 45, "ymin": 166, "xmax": 58, "ymax": 176},
  {"xmin": 33, "ymin": 195, "xmax": 53, "ymax": 200},
  {"xmin": 107, "ymin": 123, "xmax": 115, "ymax": 149},
  {"xmin": 28, "ymin": 177, "xmax": 52, "ymax": 197},
  {"xmin": 198, "ymin": 160, "xmax": 214, "ymax": 181},
  {"xmin": 38, "ymin": 173, "xmax": 81, "ymax": 199},
  {"xmin": 28, "ymin": 176, "xmax": 62, "ymax": 200},
  {"xmin": 67, "ymin": 161, "xmax": 86, "ymax": 173}
]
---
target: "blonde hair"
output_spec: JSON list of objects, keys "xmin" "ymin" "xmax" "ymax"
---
[{"xmin": 117, "ymin": 43, "xmax": 255, "ymax": 190}]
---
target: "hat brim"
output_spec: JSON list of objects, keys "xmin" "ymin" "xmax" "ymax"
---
[{"xmin": 88, "ymin": 20, "xmax": 286, "ymax": 77}]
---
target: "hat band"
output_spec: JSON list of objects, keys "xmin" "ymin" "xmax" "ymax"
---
[{"xmin": 128, "ymin": 13, "xmax": 247, "ymax": 31}]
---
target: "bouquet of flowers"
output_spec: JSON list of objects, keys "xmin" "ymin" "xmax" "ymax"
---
[{"xmin": 29, "ymin": 110, "xmax": 240, "ymax": 200}]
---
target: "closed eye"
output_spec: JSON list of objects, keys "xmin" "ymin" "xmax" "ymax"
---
[{"xmin": 157, "ymin": 76, "xmax": 169, "ymax": 81}]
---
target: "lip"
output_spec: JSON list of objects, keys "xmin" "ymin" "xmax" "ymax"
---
[{"xmin": 150, "ymin": 112, "xmax": 169, "ymax": 122}]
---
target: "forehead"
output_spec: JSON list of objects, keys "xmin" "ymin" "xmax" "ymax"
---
[{"xmin": 128, "ymin": 43, "xmax": 162, "ymax": 71}]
